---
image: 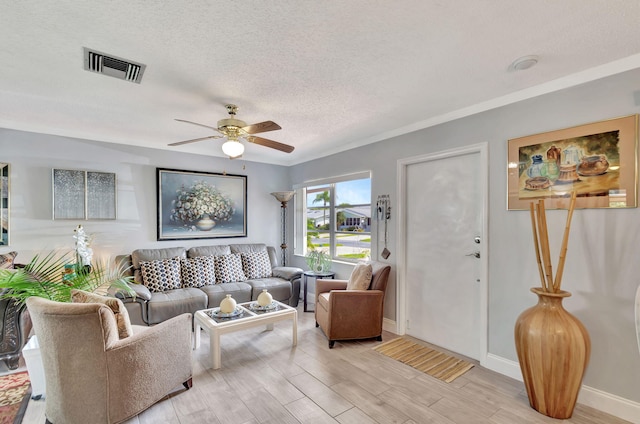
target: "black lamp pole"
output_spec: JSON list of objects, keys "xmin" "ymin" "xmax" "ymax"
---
[{"xmin": 270, "ymin": 191, "xmax": 295, "ymax": 266}]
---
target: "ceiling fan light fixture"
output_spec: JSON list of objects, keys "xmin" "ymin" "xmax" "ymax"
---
[{"xmin": 221, "ymin": 139, "xmax": 244, "ymax": 158}]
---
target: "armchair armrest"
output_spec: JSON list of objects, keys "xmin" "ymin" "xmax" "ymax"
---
[
  {"xmin": 272, "ymin": 266, "xmax": 303, "ymax": 281},
  {"xmin": 328, "ymin": 289, "xmax": 384, "ymax": 307},
  {"xmin": 109, "ymin": 282, "xmax": 151, "ymax": 301},
  {"xmin": 316, "ymin": 279, "xmax": 348, "ymax": 294},
  {"xmin": 108, "ymin": 312, "xmax": 191, "ymax": 352},
  {"xmin": 105, "ymin": 313, "xmax": 192, "ymax": 405}
]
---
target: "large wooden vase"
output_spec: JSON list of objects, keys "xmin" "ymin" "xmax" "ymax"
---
[{"xmin": 514, "ymin": 287, "xmax": 591, "ymax": 419}]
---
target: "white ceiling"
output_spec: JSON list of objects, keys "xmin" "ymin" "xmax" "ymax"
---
[{"xmin": 2, "ymin": 1, "xmax": 640, "ymax": 166}]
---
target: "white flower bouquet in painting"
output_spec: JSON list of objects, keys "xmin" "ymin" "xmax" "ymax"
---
[{"xmin": 170, "ymin": 180, "xmax": 235, "ymax": 231}]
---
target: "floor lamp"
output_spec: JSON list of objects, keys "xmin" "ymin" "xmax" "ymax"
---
[{"xmin": 270, "ymin": 191, "xmax": 295, "ymax": 266}]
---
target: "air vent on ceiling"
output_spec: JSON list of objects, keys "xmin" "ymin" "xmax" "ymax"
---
[{"xmin": 83, "ymin": 47, "xmax": 146, "ymax": 84}]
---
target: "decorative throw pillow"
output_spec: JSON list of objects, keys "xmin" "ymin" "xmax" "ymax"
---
[
  {"xmin": 214, "ymin": 254, "xmax": 247, "ymax": 284},
  {"xmin": 181, "ymin": 256, "xmax": 216, "ymax": 288},
  {"xmin": 139, "ymin": 257, "xmax": 182, "ymax": 293},
  {"xmin": 71, "ymin": 289, "xmax": 133, "ymax": 339},
  {"xmin": 346, "ymin": 263, "xmax": 373, "ymax": 291},
  {"xmin": 241, "ymin": 251, "xmax": 272, "ymax": 279},
  {"xmin": 0, "ymin": 251, "xmax": 17, "ymax": 270}
]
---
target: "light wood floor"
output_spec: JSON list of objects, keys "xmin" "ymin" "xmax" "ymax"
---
[{"xmin": 21, "ymin": 306, "xmax": 631, "ymax": 424}]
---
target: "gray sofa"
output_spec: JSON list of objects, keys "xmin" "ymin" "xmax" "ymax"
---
[{"xmin": 113, "ymin": 243, "xmax": 302, "ymax": 326}]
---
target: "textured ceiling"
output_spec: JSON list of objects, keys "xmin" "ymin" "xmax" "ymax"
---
[{"xmin": 1, "ymin": 1, "xmax": 640, "ymax": 165}]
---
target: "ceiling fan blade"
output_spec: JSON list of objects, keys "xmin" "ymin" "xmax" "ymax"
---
[
  {"xmin": 242, "ymin": 121, "xmax": 281, "ymax": 134},
  {"xmin": 168, "ymin": 135, "xmax": 223, "ymax": 146},
  {"xmin": 175, "ymin": 119, "xmax": 222, "ymax": 133},
  {"xmin": 249, "ymin": 136, "xmax": 295, "ymax": 153}
]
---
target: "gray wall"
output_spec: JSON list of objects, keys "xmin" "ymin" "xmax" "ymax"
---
[
  {"xmin": 1, "ymin": 68, "xmax": 639, "ymax": 405},
  {"xmin": 289, "ymin": 68, "xmax": 640, "ymax": 403},
  {"xmin": 0, "ymin": 129, "xmax": 288, "ymax": 261}
]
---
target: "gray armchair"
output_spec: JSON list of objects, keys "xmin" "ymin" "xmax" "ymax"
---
[{"xmin": 26, "ymin": 296, "xmax": 193, "ymax": 424}]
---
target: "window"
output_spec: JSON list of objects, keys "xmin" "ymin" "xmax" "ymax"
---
[{"xmin": 295, "ymin": 173, "xmax": 371, "ymax": 263}]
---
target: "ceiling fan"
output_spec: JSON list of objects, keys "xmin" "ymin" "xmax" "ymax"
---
[{"xmin": 169, "ymin": 104, "xmax": 294, "ymax": 159}]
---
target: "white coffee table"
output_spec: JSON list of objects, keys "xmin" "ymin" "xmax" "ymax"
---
[{"xmin": 193, "ymin": 300, "xmax": 297, "ymax": 369}]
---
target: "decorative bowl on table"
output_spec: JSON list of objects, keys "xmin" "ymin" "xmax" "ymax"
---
[
  {"xmin": 209, "ymin": 307, "xmax": 243, "ymax": 318},
  {"xmin": 249, "ymin": 302, "xmax": 277, "ymax": 311}
]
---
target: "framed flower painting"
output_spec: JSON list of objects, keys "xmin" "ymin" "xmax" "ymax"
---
[{"xmin": 157, "ymin": 168, "xmax": 247, "ymax": 240}]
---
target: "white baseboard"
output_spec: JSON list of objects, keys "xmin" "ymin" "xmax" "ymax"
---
[
  {"xmin": 483, "ymin": 353, "xmax": 640, "ymax": 423},
  {"xmin": 483, "ymin": 353, "xmax": 523, "ymax": 382},
  {"xmin": 578, "ymin": 386, "xmax": 640, "ymax": 424},
  {"xmin": 382, "ymin": 318, "xmax": 397, "ymax": 335}
]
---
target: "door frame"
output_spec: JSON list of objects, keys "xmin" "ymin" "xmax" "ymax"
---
[{"xmin": 396, "ymin": 142, "xmax": 489, "ymax": 365}]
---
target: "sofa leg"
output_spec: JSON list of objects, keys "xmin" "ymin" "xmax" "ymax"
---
[
  {"xmin": 5, "ymin": 356, "xmax": 19, "ymax": 370},
  {"xmin": 376, "ymin": 335, "xmax": 383, "ymax": 342},
  {"xmin": 328, "ymin": 340, "xmax": 335, "ymax": 349},
  {"xmin": 183, "ymin": 378, "xmax": 193, "ymax": 390},
  {"xmin": 315, "ymin": 321, "xmax": 319, "ymax": 328}
]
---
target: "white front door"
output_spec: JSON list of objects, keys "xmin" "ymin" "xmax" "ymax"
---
[{"xmin": 400, "ymin": 144, "xmax": 487, "ymax": 360}]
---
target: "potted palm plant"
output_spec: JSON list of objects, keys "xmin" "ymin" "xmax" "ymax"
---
[
  {"xmin": 0, "ymin": 250, "xmax": 134, "ymax": 304},
  {"xmin": 0, "ymin": 225, "xmax": 134, "ymax": 303}
]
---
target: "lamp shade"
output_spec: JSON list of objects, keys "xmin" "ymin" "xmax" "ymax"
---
[
  {"xmin": 271, "ymin": 191, "xmax": 295, "ymax": 203},
  {"xmin": 221, "ymin": 139, "xmax": 244, "ymax": 158}
]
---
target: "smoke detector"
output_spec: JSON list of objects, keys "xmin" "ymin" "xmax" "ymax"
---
[
  {"xmin": 83, "ymin": 47, "xmax": 146, "ymax": 83},
  {"xmin": 509, "ymin": 55, "xmax": 539, "ymax": 71}
]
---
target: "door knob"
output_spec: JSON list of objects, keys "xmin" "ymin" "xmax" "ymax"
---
[{"xmin": 466, "ymin": 252, "xmax": 480, "ymax": 259}]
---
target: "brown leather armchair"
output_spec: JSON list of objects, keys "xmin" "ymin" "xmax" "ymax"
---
[{"xmin": 315, "ymin": 261, "xmax": 391, "ymax": 348}]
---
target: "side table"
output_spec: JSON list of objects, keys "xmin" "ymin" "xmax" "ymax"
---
[
  {"xmin": 303, "ymin": 270, "xmax": 336, "ymax": 312},
  {"xmin": 23, "ymin": 335, "xmax": 46, "ymax": 399}
]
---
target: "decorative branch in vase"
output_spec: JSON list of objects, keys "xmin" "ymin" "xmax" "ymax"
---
[{"xmin": 515, "ymin": 191, "xmax": 591, "ymax": 419}]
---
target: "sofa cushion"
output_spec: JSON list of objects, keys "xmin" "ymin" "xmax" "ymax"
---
[
  {"xmin": 181, "ymin": 256, "xmax": 215, "ymax": 288},
  {"xmin": 245, "ymin": 278, "xmax": 291, "ymax": 302},
  {"xmin": 140, "ymin": 257, "xmax": 182, "ymax": 293},
  {"xmin": 146, "ymin": 288, "xmax": 207, "ymax": 325},
  {"xmin": 318, "ymin": 292, "xmax": 331, "ymax": 310},
  {"xmin": 71, "ymin": 289, "xmax": 133, "ymax": 339},
  {"xmin": 214, "ymin": 254, "xmax": 247, "ymax": 284},
  {"xmin": 188, "ymin": 245, "xmax": 231, "ymax": 258},
  {"xmin": 0, "ymin": 251, "xmax": 17, "ymax": 270},
  {"xmin": 200, "ymin": 282, "xmax": 252, "ymax": 308},
  {"xmin": 230, "ymin": 243, "xmax": 267, "ymax": 254},
  {"xmin": 346, "ymin": 263, "xmax": 373, "ymax": 291},
  {"xmin": 241, "ymin": 251, "xmax": 272, "ymax": 279}
]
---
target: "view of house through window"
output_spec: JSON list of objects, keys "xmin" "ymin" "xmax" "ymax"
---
[{"xmin": 302, "ymin": 176, "xmax": 371, "ymax": 262}]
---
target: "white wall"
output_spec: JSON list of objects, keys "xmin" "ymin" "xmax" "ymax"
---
[
  {"xmin": 0, "ymin": 129, "xmax": 289, "ymax": 262},
  {"xmin": 289, "ymin": 68, "xmax": 640, "ymax": 405}
]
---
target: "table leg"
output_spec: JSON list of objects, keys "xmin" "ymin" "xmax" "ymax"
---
[
  {"xmin": 193, "ymin": 322, "xmax": 201, "ymax": 349},
  {"xmin": 292, "ymin": 311, "xmax": 298, "ymax": 346},
  {"xmin": 211, "ymin": 330, "xmax": 221, "ymax": 370},
  {"xmin": 303, "ymin": 274, "xmax": 309, "ymax": 312}
]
